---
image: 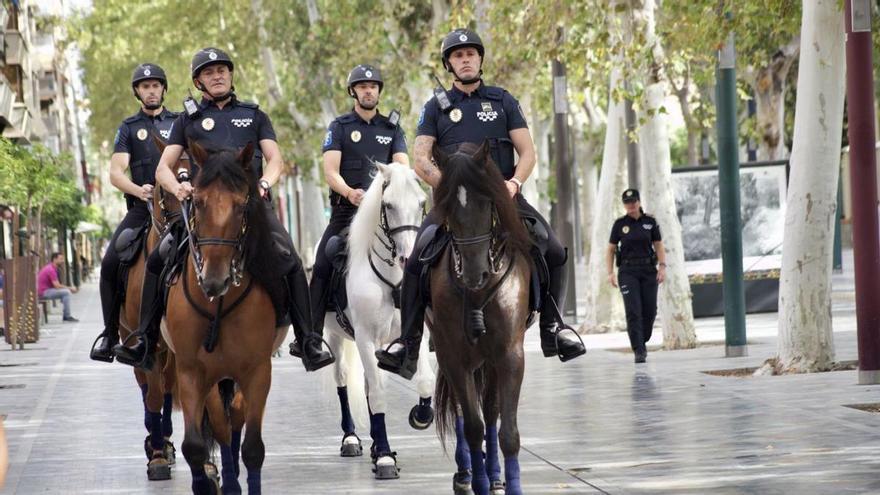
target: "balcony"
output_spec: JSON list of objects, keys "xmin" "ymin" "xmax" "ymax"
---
[
  {"xmin": 38, "ymin": 73, "xmax": 56, "ymax": 102},
  {"xmin": 4, "ymin": 28, "xmax": 27, "ymax": 67},
  {"xmin": 2, "ymin": 102, "xmax": 31, "ymax": 142}
]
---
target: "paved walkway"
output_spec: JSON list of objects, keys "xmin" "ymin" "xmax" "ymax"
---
[{"xmin": 1, "ymin": 251, "xmax": 879, "ymax": 494}]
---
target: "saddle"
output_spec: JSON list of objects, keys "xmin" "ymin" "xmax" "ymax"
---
[
  {"xmin": 115, "ymin": 219, "xmax": 152, "ymax": 305},
  {"xmin": 324, "ymin": 229, "xmax": 355, "ymax": 338}
]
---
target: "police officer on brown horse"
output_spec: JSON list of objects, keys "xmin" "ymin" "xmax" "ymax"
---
[
  {"xmin": 376, "ymin": 29, "xmax": 586, "ymax": 379},
  {"xmin": 114, "ymin": 48, "xmax": 333, "ymax": 372},
  {"xmin": 90, "ymin": 63, "xmax": 176, "ymax": 362}
]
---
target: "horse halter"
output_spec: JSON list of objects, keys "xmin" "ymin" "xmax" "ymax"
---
[
  {"xmin": 371, "ymin": 180, "xmax": 423, "ymax": 267},
  {"xmin": 181, "ymin": 194, "xmax": 250, "ymax": 291},
  {"xmin": 449, "ymin": 207, "xmax": 506, "ymax": 278}
]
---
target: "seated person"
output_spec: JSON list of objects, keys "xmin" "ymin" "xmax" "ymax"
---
[{"xmin": 37, "ymin": 253, "xmax": 79, "ymax": 323}]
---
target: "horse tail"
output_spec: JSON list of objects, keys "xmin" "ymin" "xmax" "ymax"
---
[{"xmin": 435, "ymin": 365, "xmax": 486, "ymax": 454}]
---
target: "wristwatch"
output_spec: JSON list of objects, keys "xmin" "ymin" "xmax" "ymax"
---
[
  {"xmin": 508, "ymin": 177, "xmax": 523, "ymax": 193},
  {"xmin": 259, "ymin": 179, "xmax": 271, "ymax": 190}
]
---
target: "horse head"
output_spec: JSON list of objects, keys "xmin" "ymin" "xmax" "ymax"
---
[
  {"xmin": 433, "ymin": 141, "xmax": 529, "ymax": 291},
  {"xmin": 373, "ymin": 161, "xmax": 426, "ymax": 267},
  {"xmin": 188, "ymin": 139, "xmax": 255, "ymax": 298}
]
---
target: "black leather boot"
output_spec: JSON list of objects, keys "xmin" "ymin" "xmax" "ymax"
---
[
  {"xmin": 91, "ymin": 277, "xmax": 121, "ymax": 362},
  {"xmin": 287, "ymin": 269, "xmax": 334, "ymax": 371},
  {"xmin": 539, "ymin": 264, "xmax": 586, "ymax": 362},
  {"xmin": 114, "ymin": 270, "xmax": 162, "ymax": 370},
  {"xmin": 376, "ymin": 269, "xmax": 423, "ymax": 380},
  {"xmin": 291, "ymin": 272, "xmax": 331, "ymax": 359}
]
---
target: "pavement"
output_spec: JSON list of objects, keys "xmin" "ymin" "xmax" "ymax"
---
[{"xmin": 1, "ymin": 249, "xmax": 879, "ymax": 494}]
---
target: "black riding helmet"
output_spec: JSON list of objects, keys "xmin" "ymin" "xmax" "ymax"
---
[
  {"xmin": 191, "ymin": 47, "xmax": 234, "ymax": 79},
  {"xmin": 131, "ymin": 63, "xmax": 167, "ymax": 89},
  {"xmin": 440, "ymin": 28, "xmax": 485, "ymax": 72},
  {"xmin": 347, "ymin": 64, "xmax": 383, "ymax": 97}
]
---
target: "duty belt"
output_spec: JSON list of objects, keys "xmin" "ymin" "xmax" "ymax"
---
[{"xmin": 620, "ymin": 257, "xmax": 654, "ymax": 266}]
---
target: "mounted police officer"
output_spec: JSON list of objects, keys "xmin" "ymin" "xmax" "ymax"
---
[
  {"xmin": 290, "ymin": 64, "xmax": 408, "ymax": 358},
  {"xmin": 113, "ymin": 47, "xmax": 334, "ymax": 372},
  {"xmin": 376, "ymin": 29, "xmax": 586, "ymax": 379},
  {"xmin": 606, "ymin": 189, "xmax": 666, "ymax": 363},
  {"xmin": 90, "ymin": 63, "xmax": 177, "ymax": 363}
]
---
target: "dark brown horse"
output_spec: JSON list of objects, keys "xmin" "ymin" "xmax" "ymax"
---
[
  {"xmin": 430, "ymin": 142, "xmax": 532, "ymax": 495},
  {"xmin": 117, "ymin": 149, "xmax": 187, "ymax": 480},
  {"xmin": 162, "ymin": 140, "xmax": 286, "ymax": 494}
]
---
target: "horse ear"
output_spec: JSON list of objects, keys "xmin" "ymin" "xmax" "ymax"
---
[
  {"xmin": 187, "ymin": 139, "xmax": 208, "ymax": 167},
  {"xmin": 151, "ymin": 133, "xmax": 166, "ymax": 153},
  {"xmin": 374, "ymin": 161, "xmax": 391, "ymax": 179},
  {"xmin": 431, "ymin": 141, "xmax": 447, "ymax": 170},
  {"xmin": 473, "ymin": 140, "xmax": 492, "ymax": 167},
  {"xmin": 238, "ymin": 142, "xmax": 255, "ymax": 170}
]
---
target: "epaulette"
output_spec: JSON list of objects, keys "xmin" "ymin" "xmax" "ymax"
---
[
  {"xmin": 483, "ymin": 86, "xmax": 505, "ymax": 101},
  {"xmin": 336, "ymin": 113, "xmax": 358, "ymax": 124},
  {"xmin": 122, "ymin": 113, "xmax": 142, "ymax": 124},
  {"xmin": 237, "ymin": 100, "xmax": 259, "ymax": 109}
]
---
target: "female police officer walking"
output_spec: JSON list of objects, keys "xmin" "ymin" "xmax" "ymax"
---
[{"xmin": 606, "ymin": 189, "xmax": 666, "ymax": 363}]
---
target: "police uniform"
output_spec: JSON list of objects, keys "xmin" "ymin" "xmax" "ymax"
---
[
  {"xmin": 609, "ymin": 190, "xmax": 662, "ymax": 360},
  {"xmin": 310, "ymin": 109, "xmax": 406, "ymax": 332}
]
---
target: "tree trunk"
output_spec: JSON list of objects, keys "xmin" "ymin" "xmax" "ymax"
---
[
  {"xmin": 773, "ymin": 0, "xmax": 844, "ymax": 373},
  {"xmin": 581, "ymin": 66, "xmax": 628, "ymax": 334},
  {"xmin": 750, "ymin": 38, "xmax": 799, "ymax": 161},
  {"xmin": 632, "ymin": 0, "xmax": 697, "ymax": 349}
]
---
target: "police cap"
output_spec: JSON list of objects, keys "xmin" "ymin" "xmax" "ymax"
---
[
  {"xmin": 622, "ymin": 189, "xmax": 640, "ymax": 203},
  {"xmin": 441, "ymin": 28, "xmax": 485, "ymax": 70},
  {"xmin": 131, "ymin": 63, "xmax": 167, "ymax": 88}
]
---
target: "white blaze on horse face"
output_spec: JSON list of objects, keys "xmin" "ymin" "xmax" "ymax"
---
[{"xmin": 458, "ymin": 186, "xmax": 468, "ymax": 208}]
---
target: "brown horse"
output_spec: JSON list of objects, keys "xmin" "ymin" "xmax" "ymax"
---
[
  {"xmin": 117, "ymin": 151, "xmax": 188, "ymax": 480},
  {"xmin": 162, "ymin": 140, "xmax": 286, "ymax": 494},
  {"xmin": 429, "ymin": 142, "xmax": 532, "ymax": 495}
]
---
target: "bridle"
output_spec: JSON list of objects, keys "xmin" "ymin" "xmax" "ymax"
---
[{"xmin": 449, "ymin": 207, "xmax": 506, "ymax": 278}]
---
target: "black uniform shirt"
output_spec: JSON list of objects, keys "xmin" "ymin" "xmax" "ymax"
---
[
  {"xmin": 609, "ymin": 213, "xmax": 662, "ymax": 261},
  {"xmin": 114, "ymin": 107, "xmax": 178, "ymax": 207},
  {"xmin": 416, "ymin": 82, "xmax": 527, "ymax": 179},
  {"xmin": 168, "ymin": 95, "xmax": 275, "ymax": 178},
  {"xmin": 322, "ymin": 110, "xmax": 406, "ymax": 199}
]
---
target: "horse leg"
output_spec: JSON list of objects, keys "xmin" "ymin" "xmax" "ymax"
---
[
  {"xmin": 497, "ymin": 354, "xmax": 525, "ymax": 495},
  {"xmin": 229, "ymin": 391, "xmax": 246, "ymax": 478},
  {"xmin": 328, "ymin": 330, "xmax": 361, "ymax": 457},
  {"xmin": 238, "ymin": 363, "xmax": 271, "ymax": 495},
  {"xmin": 206, "ymin": 385, "xmax": 240, "ymax": 495},
  {"xmin": 453, "ymin": 412, "xmax": 473, "ymax": 493},
  {"xmin": 357, "ymin": 336, "xmax": 399, "ymax": 479},
  {"xmin": 178, "ymin": 369, "xmax": 218, "ymax": 495},
  {"xmin": 409, "ymin": 334, "xmax": 435, "ymax": 430},
  {"xmin": 162, "ymin": 353, "xmax": 176, "ymax": 443},
  {"xmin": 145, "ymin": 368, "xmax": 170, "ymax": 481},
  {"xmin": 481, "ymin": 368, "xmax": 503, "ymax": 493},
  {"xmin": 448, "ymin": 367, "xmax": 489, "ymax": 495}
]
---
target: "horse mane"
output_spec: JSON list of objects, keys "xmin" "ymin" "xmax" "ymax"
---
[
  {"xmin": 347, "ymin": 162, "xmax": 425, "ymax": 268},
  {"xmin": 433, "ymin": 142, "xmax": 531, "ymax": 256},
  {"xmin": 192, "ymin": 141, "xmax": 276, "ymax": 284}
]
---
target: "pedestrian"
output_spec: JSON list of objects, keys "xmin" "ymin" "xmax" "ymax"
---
[
  {"xmin": 606, "ymin": 189, "xmax": 666, "ymax": 363},
  {"xmin": 37, "ymin": 252, "xmax": 79, "ymax": 323}
]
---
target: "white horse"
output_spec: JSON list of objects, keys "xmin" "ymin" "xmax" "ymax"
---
[{"xmin": 323, "ymin": 162, "xmax": 436, "ymax": 479}]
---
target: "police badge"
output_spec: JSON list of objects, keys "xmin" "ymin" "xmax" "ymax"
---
[
  {"xmin": 351, "ymin": 130, "xmax": 362, "ymax": 143},
  {"xmin": 137, "ymin": 128, "xmax": 148, "ymax": 141},
  {"xmin": 450, "ymin": 108, "xmax": 462, "ymax": 123},
  {"xmin": 622, "ymin": 226, "xmax": 630, "ymax": 234},
  {"xmin": 202, "ymin": 117, "xmax": 215, "ymax": 131}
]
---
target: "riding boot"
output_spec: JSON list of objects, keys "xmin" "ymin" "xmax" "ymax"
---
[
  {"xmin": 539, "ymin": 263, "xmax": 586, "ymax": 362},
  {"xmin": 286, "ymin": 269, "xmax": 334, "ymax": 372},
  {"xmin": 376, "ymin": 269, "xmax": 423, "ymax": 380},
  {"xmin": 91, "ymin": 276, "xmax": 121, "ymax": 362},
  {"xmin": 114, "ymin": 270, "xmax": 162, "ymax": 370},
  {"xmin": 290, "ymin": 272, "xmax": 331, "ymax": 359}
]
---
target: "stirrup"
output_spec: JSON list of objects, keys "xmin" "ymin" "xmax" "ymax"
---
[
  {"xmin": 551, "ymin": 324, "xmax": 586, "ymax": 363},
  {"xmin": 301, "ymin": 335, "xmax": 335, "ymax": 372},
  {"xmin": 89, "ymin": 333, "xmax": 116, "ymax": 363}
]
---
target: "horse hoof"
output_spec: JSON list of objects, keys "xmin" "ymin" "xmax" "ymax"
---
[
  {"xmin": 147, "ymin": 457, "xmax": 172, "ymax": 481},
  {"xmin": 205, "ymin": 462, "xmax": 220, "ymax": 482},
  {"xmin": 453, "ymin": 470, "xmax": 473, "ymax": 495},
  {"xmin": 164, "ymin": 438, "xmax": 176, "ymax": 465},
  {"xmin": 340, "ymin": 433, "xmax": 363, "ymax": 457},
  {"xmin": 408, "ymin": 404, "xmax": 435, "ymax": 430},
  {"xmin": 490, "ymin": 479, "xmax": 506, "ymax": 494},
  {"xmin": 221, "ymin": 482, "xmax": 243, "ymax": 495},
  {"xmin": 372, "ymin": 454, "xmax": 400, "ymax": 480}
]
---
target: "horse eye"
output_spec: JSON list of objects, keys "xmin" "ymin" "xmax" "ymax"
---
[{"xmin": 383, "ymin": 202, "xmax": 394, "ymax": 210}]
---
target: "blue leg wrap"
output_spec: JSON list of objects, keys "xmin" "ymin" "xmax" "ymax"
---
[
  {"xmin": 149, "ymin": 411, "xmax": 164, "ymax": 452},
  {"xmin": 369, "ymin": 412, "xmax": 390, "ymax": 454},
  {"xmin": 337, "ymin": 387, "xmax": 355, "ymax": 434},
  {"xmin": 231, "ymin": 430, "xmax": 242, "ymax": 477},
  {"xmin": 220, "ymin": 443, "xmax": 241, "ymax": 492},
  {"xmin": 454, "ymin": 416, "xmax": 472, "ymax": 473},
  {"xmin": 246, "ymin": 468, "xmax": 261, "ymax": 495},
  {"xmin": 485, "ymin": 424, "xmax": 501, "ymax": 482},
  {"xmin": 504, "ymin": 456, "xmax": 522, "ymax": 495}
]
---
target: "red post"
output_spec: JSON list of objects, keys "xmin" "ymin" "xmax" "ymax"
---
[{"xmin": 845, "ymin": 0, "xmax": 880, "ymax": 384}]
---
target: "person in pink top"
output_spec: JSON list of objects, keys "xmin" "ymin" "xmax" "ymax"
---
[{"xmin": 37, "ymin": 252, "xmax": 79, "ymax": 322}]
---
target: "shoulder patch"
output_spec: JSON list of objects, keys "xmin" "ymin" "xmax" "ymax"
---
[
  {"xmin": 418, "ymin": 106, "xmax": 426, "ymax": 126},
  {"xmin": 237, "ymin": 100, "xmax": 259, "ymax": 109},
  {"xmin": 123, "ymin": 114, "xmax": 141, "ymax": 124},
  {"xmin": 323, "ymin": 129, "xmax": 333, "ymax": 147}
]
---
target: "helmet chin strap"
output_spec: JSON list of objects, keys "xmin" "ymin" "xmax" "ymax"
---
[
  {"xmin": 197, "ymin": 80, "xmax": 234, "ymax": 102},
  {"xmin": 135, "ymin": 87, "xmax": 166, "ymax": 110},
  {"xmin": 449, "ymin": 64, "xmax": 483, "ymax": 85}
]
